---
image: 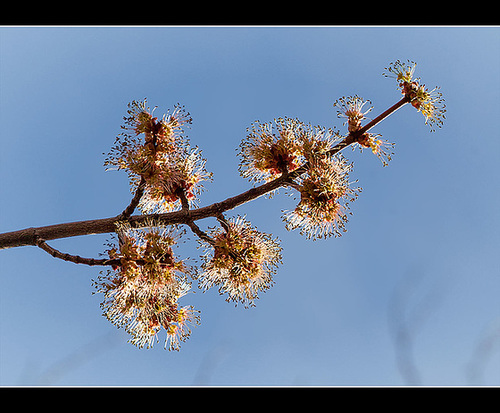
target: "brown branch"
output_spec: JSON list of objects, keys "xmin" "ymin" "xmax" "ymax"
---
[
  {"xmin": 36, "ymin": 239, "xmax": 119, "ymax": 267},
  {"xmin": 177, "ymin": 189, "xmax": 215, "ymax": 245},
  {"xmin": 286, "ymin": 96, "xmax": 410, "ymax": 181},
  {"xmin": 0, "ymin": 97, "xmax": 409, "ymax": 252},
  {"xmin": 356, "ymin": 95, "xmax": 410, "ymax": 136},
  {"xmin": 0, "ymin": 171, "xmax": 293, "ymax": 250},
  {"xmin": 117, "ymin": 176, "xmax": 146, "ymax": 220}
]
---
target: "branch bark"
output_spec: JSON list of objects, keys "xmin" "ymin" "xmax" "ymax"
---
[
  {"xmin": 117, "ymin": 176, "xmax": 146, "ymax": 220},
  {"xmin": 0, "ymin": 172, "xmax": 292, "ymax": 250},
  {"xmin": 36, "ymin": 239, "xmax": 119, "ymax": 267},
  {"xmin": 0, "ymin": 97, "xmax": 409, "ymax": 252}
]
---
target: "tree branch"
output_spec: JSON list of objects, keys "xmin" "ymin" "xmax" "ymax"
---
[
  {"xmin": 356, "ymin": 95, "xmax": 410, "ymax": 136},
  {"xmin": 36, "ymin": 239, "xmax": 119, "ymax": 267},
  {"xmin": 117, "ymin": 177, "xmax": 146, "ymax": 220},
  {"xmin": 177, "ymin": 189, "xmax": 215, "ymax": 246},
  {"xmin": 0, "ymin": 97, "xmax": 409, "ymax": 252}
]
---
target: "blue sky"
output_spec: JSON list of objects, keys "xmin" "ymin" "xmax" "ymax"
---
[{"xmin": 0, "ymin": 26, "xmax": 499, "ymax": 386}]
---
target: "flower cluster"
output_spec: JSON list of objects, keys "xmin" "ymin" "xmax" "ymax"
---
[
  {"xmin": 105, "ymin": 99, "xmax": 212, "ymax": 213},
  {"xmin": 238, "ymin": 117, "xmax": 342, "ymax": 182},
  {"xmin": 356, "ymin": 133, "xmax": 394, "ymax": 167},
  {"xmin": 238, "ymin": 117, "xmax": 360, "ymax": 239},
  {"xmin": 334, "ymin": 95, "xmax": 394, "ymax": 166},
  {"xmin": 283, "ymin": 154, "xmax": 360, "ymax": 239},
  {"xmin": 91, "ymin": 60, "xmax": 445, "ymax": 351},
  {"xmin": 198, "ymin": 216, "xmax": 282, "ymax": 307},
  {"xmin": 137, "ymin": 147, "xmax": 210, "ymax": 213},
  {"xmin": 334, "ymin": 95, "xmax": 373, "ymax": 133},
  {"xmin": 384, "ymin": 60, "xmax": 446, "ymax": 131},
  {"xmin": 238, "ymin": 117, "xmax": 303, "ymax": 183},
  {"xmin": 93, "ymin": 221, "xmax": 198, "ymax": 350}
]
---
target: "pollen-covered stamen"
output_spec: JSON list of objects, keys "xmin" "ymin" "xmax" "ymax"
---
[
  {"xmin": 334, "ymin": 95, "xmax": 373, "ymax": 133},
  {"xmin": 384, "ymin": 60, "xmax": 446, "ymax": 131},
  {"xmin": 283, "ymin": 154, "xmax": 360, "ymax": 239},
  {"xmin": 198, "ymin": 216, "xmax": 282, "ymax": 307},
  {"xmin": 93, "ymin": 222, "xmax": 199, "ymax": 350},
  {"xmin": 356, "ymin": 133, "xmax": 394, "ymax": 167},
  {"xmin": 265, "ymin": 142, "xmax": 300, "ymax": 175}
]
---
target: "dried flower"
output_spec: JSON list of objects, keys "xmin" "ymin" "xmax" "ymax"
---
[
  {"xmin": 93, "ymin": 221, "xmax": 199, "ymax": 350},
  {"xmin": 198, "ymin": 216, "xmax": 282, "ymax": 307},
  {"xmin": 283, "ymin": 154, "xmax": 360, "ymax": 239},
  {"xmin": 384, "ymin": 60, "xmax": 446, "ymax": 131}
]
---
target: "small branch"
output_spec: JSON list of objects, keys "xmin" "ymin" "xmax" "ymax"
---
[
  {"xmin": 282, "ymin": 176, "xmax": 302, "ymax": 191},
  {"xmin": 178, "ymin": 189, "xmax": 215, "ymax": 245},
  {"xmin": 355, "ymin": 95, "xmax": 410, "ymax": 136},
  {"xmin": 117, "ymin": 177, "xmax": 146, "ymax": 220},
  {"xmin": 177, "ymin": 188, "xmax": 190, "ymax": 211},
  {"xmin": 216, "ymin": 213, "xmax": 230, "ymax": 233},
  {"xmin": 187, "ymin": 220, "xmax": 215, "ymax": 245},
  {"xmin": 0, "ymin": 97, "xmax": 410, "ymax": 251},
  {"xmin": 287, "ymin": 96, "xmax": 410, "ymax": 182},
  {"xmin": 36, "ymin": 239, "xmax": 118, "ymax": 267}
]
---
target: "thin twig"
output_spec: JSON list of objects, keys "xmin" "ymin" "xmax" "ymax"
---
[
  {"xmin": 216, "ymin": 213, "xmax": 230, "ymax": 233},
  {"xmin": 187, "ymin": 220, "xmax": 215, "ymax": 246},
  {"xmin": 178, "ymin": 189, "xmax": 215, "ymax": 245},
  {"xmin": 36, "ymin": 239, "xmax": 118, "ymax": 267},
  {"xmin": 177, "ymin": 188, "xmax": 190, "ymax": 211},
  {"xmin": 117, "ymin": 177, "xmax": 146, "ymax": 220}
]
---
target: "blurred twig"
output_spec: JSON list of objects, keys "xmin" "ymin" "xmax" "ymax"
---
[
  {"xmin": 388, "ymin": 269, "xmax": 449, "ymax": 385},
  {"xmin": 33, "ymin": 330, "xmax": 120, "ymax": 385},
  {"xmin": 466, "ymin": 317, "xmax": 500, "ymax": 385}
]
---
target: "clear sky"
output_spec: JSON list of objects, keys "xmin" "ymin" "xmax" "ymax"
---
[{"xmin": 1, "ymin": 26, "xmax": 499, "ymax": 386}]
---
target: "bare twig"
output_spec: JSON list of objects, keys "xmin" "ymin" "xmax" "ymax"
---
[
  {"xmin": 36, "ymin": 239, "xmax": 119, "ymax": 267},
  {"xmin": 117, "ymin": 177, "xmax": 146, "ymax": 220},
  {"xmin": 177, "ymin": 189, "xmax": 215, "ymax": 245}
]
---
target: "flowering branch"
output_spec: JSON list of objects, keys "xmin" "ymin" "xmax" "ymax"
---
[
  {"xmin": 0, "ymin": 60, "xmax": 446, "ymax": 351},
  {"xmin": 0, "ymin": 138, "xmax": 345, "ymax": 251},
  {"xmin": 0, "ymin": 97, "xmax": 411, "ymax": 252}
]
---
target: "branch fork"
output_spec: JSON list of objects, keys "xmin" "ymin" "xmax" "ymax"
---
[{"xmin": 0, "ymin": 96, "xmax": 410, "ymax": 267}]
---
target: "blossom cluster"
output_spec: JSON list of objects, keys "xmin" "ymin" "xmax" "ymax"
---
[
  {"xmin": 238, "ymin": 117, "xmax": 304, "ymax": 183},
  {"xmin": 93, "ymin": 222, "xmax": 198, "ymax": 350},
  {"xmin": 334, "ymin": 95, "xmax": 394, "ymax": 166},
  {"xmin": 95, "ymin": 59, "xmax": 446, "ymax": 350},
  {"xmin": 283, "ymin": 154, "xmax": 361, "ymax": 239},
  {"xmin": 239, "ymin": 117, "xmax": 346, "ymax": 179},
  {"xmin": 238, "ymin": 118, "xmax": 360, "ymax": 239},
  {"xmin": 198, "ymin": 216, "xmax": 282, "ymax": 307},
  {"xmin": 384, "ymin": 60, "xmax": 446, "ymax": 131},
  {"xmin": 104, "ymin": 99, "xmax": 212, "ymax": 213}
]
